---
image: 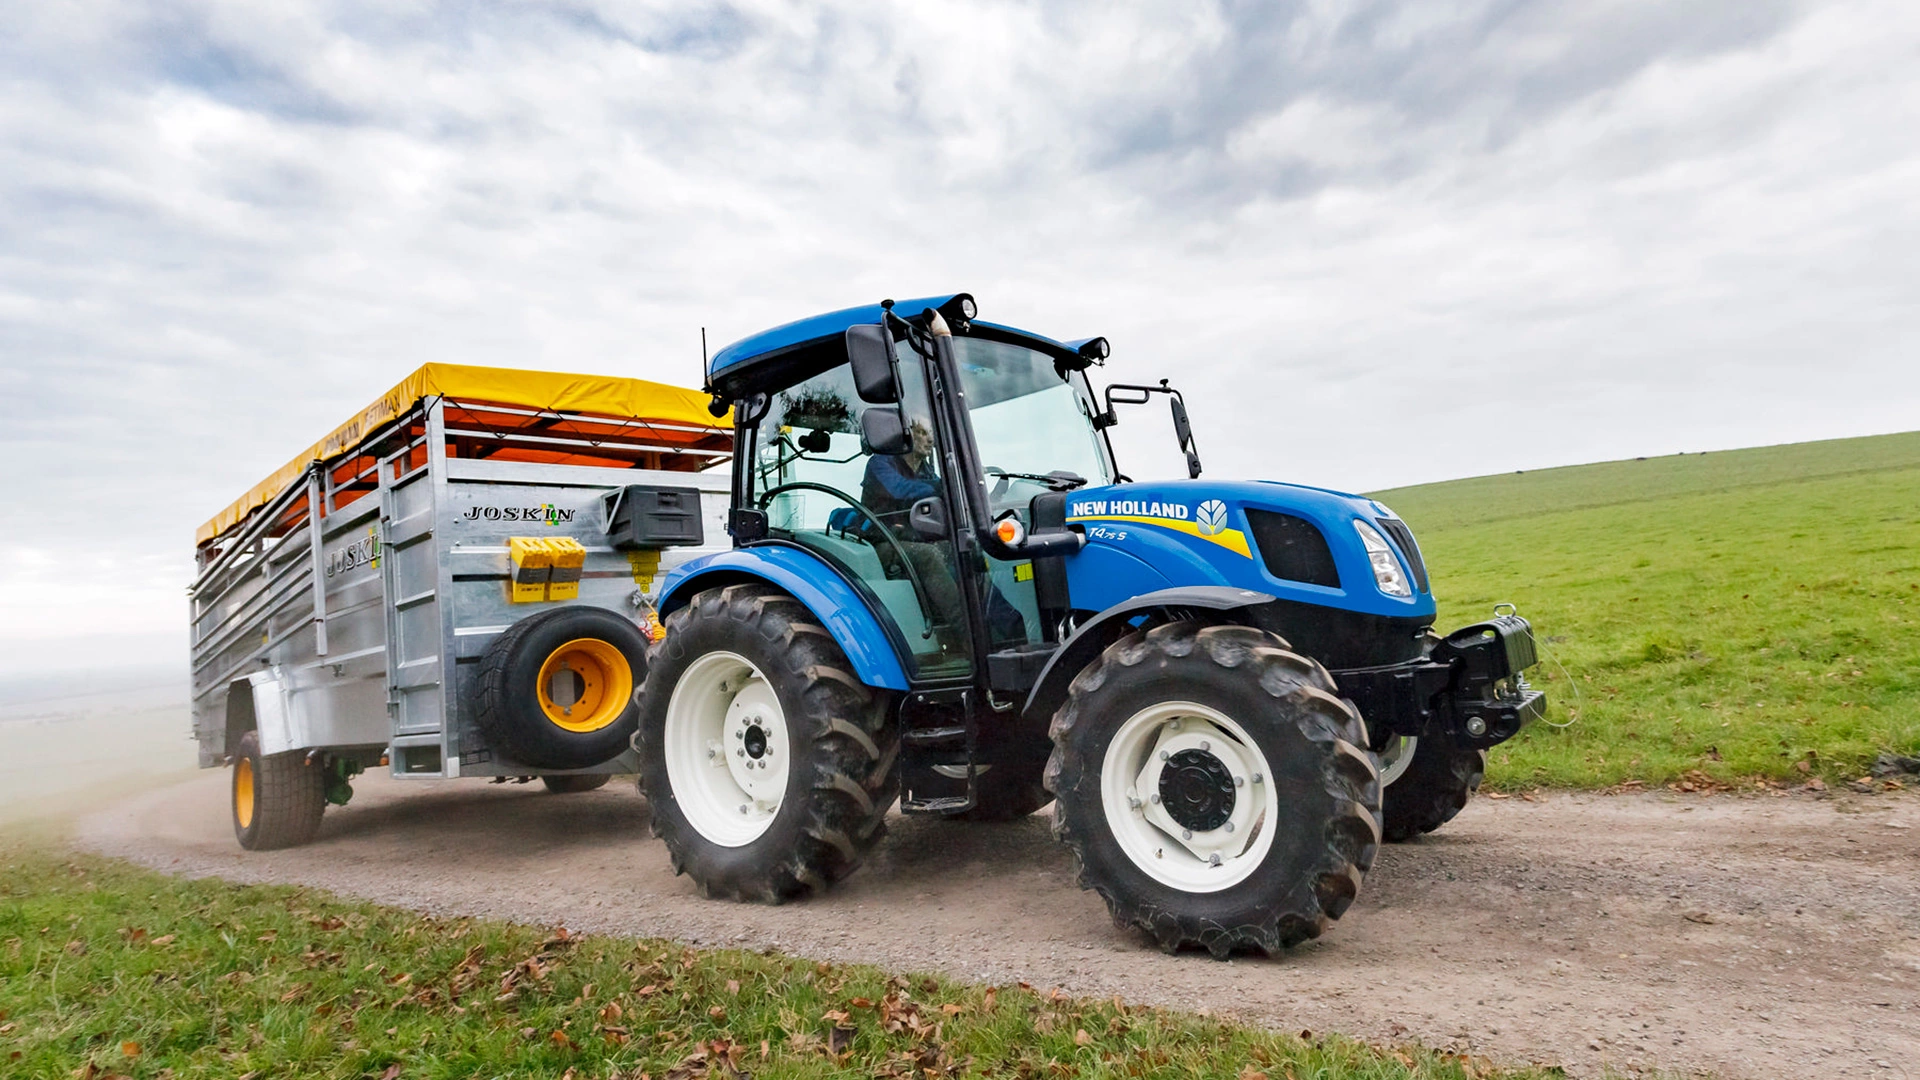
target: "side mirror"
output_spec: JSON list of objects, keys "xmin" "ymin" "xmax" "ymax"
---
[
  {"xmin": 1168, "ymin": 396, "xmax": 1202, "ymax": 478},
  {"xmin": 860, "ymin": 406, "xmax": 910, "ymax": 455},
  {"xmin": 908, "ymin": 496, "xmax": 947, "ymax": 540},
  {"xmin": 846, "ymin": 324, "xmax": 899, "ymax": 404}
]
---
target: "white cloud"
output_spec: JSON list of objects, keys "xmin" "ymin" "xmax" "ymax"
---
[{"xmin": 0, "ymin": 0, "xmax": 1916, "ymax": 672}]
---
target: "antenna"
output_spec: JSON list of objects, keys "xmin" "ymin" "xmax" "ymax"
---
[{"xmin": 701, "ymin": 327, "xmax": 709, "ymax": 367}]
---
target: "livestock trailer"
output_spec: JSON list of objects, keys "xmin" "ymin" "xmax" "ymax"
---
[{"xmin": 190, "ymin": 364, "xmax": 732, "ymax": 847}]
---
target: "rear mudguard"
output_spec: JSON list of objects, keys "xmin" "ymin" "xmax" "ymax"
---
[
  {"xmin": 656, "ymin": 546, "xmax": 912, "ymax": 691},
  {"xmin": 1020, "ymin": 586, "xmax": 1276, "ymax": 724}
]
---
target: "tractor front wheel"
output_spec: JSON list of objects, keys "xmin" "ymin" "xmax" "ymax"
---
[
  {"xmin": 1379, "ymin": 736, "xmax": 1486, "ymax": 841},
  {"xmin": 1046, "ymin": 623, "xmax": 1381, "ymax": 957},
  {"xmin": 636, "ymin": 584, "xmax": 899, "ymax": 902}
]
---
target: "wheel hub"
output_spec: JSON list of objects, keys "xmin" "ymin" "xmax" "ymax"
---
[
  {"xmin": 743, "ymin": 724, "xmax": 768, "ymax": 759},
  {"xmin": 1159, "ymin": 748, "xmax": 1236, "ymax": 831}
]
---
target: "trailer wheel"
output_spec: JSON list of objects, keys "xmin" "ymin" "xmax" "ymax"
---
[
  {"xmin": 232, "ymin": 730, "xmax": 327, "ymax": 850},
  {"xmin": 636, "ymin": 584, "xmax": 899, "ymax": 903},
  {"xmin": 1045, "ymin": 622, "xmax": 1381, "ymax": 958},
  {"xmin": 541, "ymin": 773, "xmax": 613, "ymax": 794},
  {"xmin": 1379, "ymin": 737, "xmax": 1486, "ymax": 841},
  {"xmin": 474, "ymin": 607, "xmax": 649, "ymax": 770}
]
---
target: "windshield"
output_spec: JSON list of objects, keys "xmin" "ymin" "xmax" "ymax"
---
[{"xmin": 949, "ymin": 337, "xmax": 1112, "ymax": 506}]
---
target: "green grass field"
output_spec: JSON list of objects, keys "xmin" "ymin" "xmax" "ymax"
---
[
  {"xmin": 0, "ymin": 844, "xmax": 1548, "ymax": 1080},
  {"xmin": 1371, "ymin": 430, "xmax": 1920, "ymax": 790}
]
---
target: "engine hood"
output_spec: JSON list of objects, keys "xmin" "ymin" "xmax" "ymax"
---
[{"xmin": 1057, "ymin": 478, "xmax": 1433, "ymax": 620}]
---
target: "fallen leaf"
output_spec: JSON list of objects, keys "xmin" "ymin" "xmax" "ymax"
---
[
  {"xmin": 1485, "ymin": 792, "xmax": 1511, "ymax": 800},
  {"xmin": 708, "ymin": 1006, "xmax": 726, "ymax": 1021},
  {"xmin": 828, "ymin": 1023, "xmax": 856, "ymax": 1055},
  {"xmin": 1240, "ymin": 1069, "xmax": 1269, "ymax": 1080},
  {"xmin": 380, "ymin": 1066, "xmax": 401, "ymax": 1080},
  {"xmin": 849, "ymin": 996, "xmax": 874, "ymax": 1009},
  {"xmin": 150, "ymin": 935, "xmax": 175, "ymax": 947},
  {"xmin": 822, "ymin": 1009, "xmax": 851, "ymax": 1023},
  {"xmin": 1684, "ymin": 911, "xmax": 1716, "ymax": 924},
  {"xmin": 1074, "ymin": 1029, "xmax": 1092, "ymax": 1046},
  {"xmin": 120, "ymin": 1042, "xmax": 140, "ymax": 1058},
  {"xmin": 726, "ymin": 979, "xmax": 739, "ymax": 995}
]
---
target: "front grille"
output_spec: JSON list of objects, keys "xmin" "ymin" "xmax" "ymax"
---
[
  {"xmin": 1376, "ymin": 517, "xmax": 1430, "ymax": 594},
  {"xmin": 1246, "ymin": 510, "xmax": 1341, "ymax": 588}
]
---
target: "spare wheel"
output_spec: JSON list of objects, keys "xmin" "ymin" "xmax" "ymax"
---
[{"xmin": 474, "ymin": 606, "xmax": 649, "ymax": 770}]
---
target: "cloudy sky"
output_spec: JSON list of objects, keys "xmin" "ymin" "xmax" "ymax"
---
[{"xmin": 3, "ymin": 0, "xmax": 1916, "ymax": 675}]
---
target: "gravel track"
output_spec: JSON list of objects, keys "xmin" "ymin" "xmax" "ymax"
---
[{"xmin": 77, "ymin": 773, "xmax": 1919, "ymax": 1078}]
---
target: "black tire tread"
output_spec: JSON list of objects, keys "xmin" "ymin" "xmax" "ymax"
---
[
  {"xmin": 1380, "ymin": 739, "xmax": 1486, "ymax": 841},
  {"xmin": 541, "ymin": 773, "xmax": 613, "ymax": 794},
  {"xmin": 1046, "ymin": 622, "xmax": 1381, "ymax": 957},
  {"xmin": 638, "ymin": 584, "xmax": 899, "ymax": 903},
  {"xmin": 234, "ymin": 729, "xmax": 326, "ymax": 850}
]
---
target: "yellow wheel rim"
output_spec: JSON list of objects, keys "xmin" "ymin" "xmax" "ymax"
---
[
  {"xmin": 537, "ymin": 638, "xmax": 633, "ymax": 734},
  {"xmin": 235, "ymin": 757, "xmax": 256, "ymax": 830}
]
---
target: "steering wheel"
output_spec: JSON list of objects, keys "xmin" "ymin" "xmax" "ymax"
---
[{"xmin": 759, "ymin": 482, "xmax": 940, "ymax": 640}]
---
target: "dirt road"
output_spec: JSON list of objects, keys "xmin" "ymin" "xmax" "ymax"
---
[{"xmin": 77, "ymin": 774, "xmax": 1917, "ymax": 1078}]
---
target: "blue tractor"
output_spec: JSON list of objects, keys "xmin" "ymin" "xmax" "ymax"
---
[{"xmin": 635, "ymin": 294, "xmax": 1544, "ymax": 956}]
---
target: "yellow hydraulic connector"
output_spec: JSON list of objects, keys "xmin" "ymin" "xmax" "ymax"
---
[
  {"xmin": 545, "ymin": 537, "xmax": 586, "ymax": 601},
  {"xmin": 507, "ymin": 537, "xmax": 554, "ymax": 603}
]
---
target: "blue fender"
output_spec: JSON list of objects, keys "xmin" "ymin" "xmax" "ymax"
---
[
  {"xmin": 656, "ymin": 547, "xmax": 911, "ymax": 691},
  {"xmin": 1020, "ymin": 585, "xmax": 1278, "ymax": 724}
]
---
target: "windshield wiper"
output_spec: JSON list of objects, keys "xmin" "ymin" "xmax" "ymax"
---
[{"xmin": 986, "ymin": 467, "xmax": 1088, "ymax": 491}]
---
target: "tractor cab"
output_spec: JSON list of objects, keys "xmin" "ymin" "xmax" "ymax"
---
[{"xmin": 639, "ymin": 292, "xmax": 1545, "ymax": 956}]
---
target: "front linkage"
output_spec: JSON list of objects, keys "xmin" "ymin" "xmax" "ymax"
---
[{"xmin": 1330, "ymin": 612, "xmax": 1547, "ymax": 750}]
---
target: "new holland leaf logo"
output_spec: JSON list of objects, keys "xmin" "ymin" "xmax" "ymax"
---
[{"xmin": 1195, "ymin": 500, "xmax": 1229, "ymax": 535}]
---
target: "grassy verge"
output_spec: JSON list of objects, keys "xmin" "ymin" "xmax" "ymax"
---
[
  {"xmin": 0, "ymin": 843, "xmax": 1554, "ymax": 1080},
  {"xmin": 1373, "ymin": 431, "xmax": 1920, "ymax": 789}
]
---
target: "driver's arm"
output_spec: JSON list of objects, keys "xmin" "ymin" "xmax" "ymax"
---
[{"xmin": 864, "ymin": 455, "xmax": 939, "ymax": 506}]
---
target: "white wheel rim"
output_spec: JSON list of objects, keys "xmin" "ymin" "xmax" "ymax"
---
[
  {"xmin": 662, "ymin": 651, "xmax": 790, "ymax": 847},
  {"xmin": 1377, "ymin": 735, "xmax": 1417, "ymax": 787},
  {"xmin": 1100, "ymin": 701, "xmax": 1278, "ymax": 893}
]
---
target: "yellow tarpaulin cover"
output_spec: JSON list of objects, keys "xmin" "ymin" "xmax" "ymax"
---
[{"xmin": 198, "ymin": 363, "xmax": 727, "ymax": 546}]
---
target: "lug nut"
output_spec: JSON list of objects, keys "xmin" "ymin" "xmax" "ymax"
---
[
  {"xmin": 736, "ymin": 749, "xmax": 745, "ymax": 757},
  {"xmin": 1224, "ymin": 821, "xmax": 1235, "ymax": 833},
  {"xmin": 1149, "ymin": 793, "xmax": 1161, "ymax": 804},
  {"xmin": 1159, "ymin": 750, "xmax": 1170, "ymax": 762},
  {"xmin": 1127, "ymin": 796, "xmax": 1141, "ymax": 809},
  {"xmin": 1252, "ymin": 773, "xmax": 1264, "ymax": 784},
  {"xmin": 1234, "ymin": 776, "xmax": 1244, "ymax": 787},
  {"xmin": 738, "ymin": 804, "xmax": 749, "ymax": 814},
  {"xmin": 1208, "ymin": 853, "xmax": 1222, "ymax": 867},
  {"xmin": 1466, "ymin": 716, "xmax": 1489, "ymax": 737},
  {"xmin": 1200, "ymin": 740, "xmax": 1210, "ymax": 751},
  {"xmin": 1181, "ymin": 828, "xmax": 1193, "ymax": 840}
]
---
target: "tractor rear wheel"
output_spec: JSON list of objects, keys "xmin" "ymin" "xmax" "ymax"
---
[
  {"xmin": 636, "ymin": 584, "xmax": 899, "ymax": 902},
  {"xmin": 1379, "ymin": 737, "xmax": 1485, "ymax": 841},
  {"xmin": 1046, "ymin": 623, "xmax": 1381, "ymax": 958}
]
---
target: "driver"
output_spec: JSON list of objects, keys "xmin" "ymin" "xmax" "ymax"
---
[
  {"xmin": 861, "ymin": 417, "xmax": 940, "ymax": 524},
  {"xmin": 861, "ymin": 417, "xmax": 1027, "ymax": 650}
]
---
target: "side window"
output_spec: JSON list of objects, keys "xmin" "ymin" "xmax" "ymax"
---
[{"xmin": 755, "ymin": 362, "xmax": 970, "ymax": 678}]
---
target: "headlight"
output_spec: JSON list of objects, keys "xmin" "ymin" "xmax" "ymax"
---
[{"xmin": 1353, "ymin": 520, "xmax": 1412, "ymax": 598}]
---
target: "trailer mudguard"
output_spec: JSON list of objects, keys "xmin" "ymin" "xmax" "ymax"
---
[
  {"xmin": 656, "ymin": 546, "xmax": 912, "ymax": 691},
  {"xmin": 1020, "ymin": 585, "xmax": 1277, "ymax": 724}
]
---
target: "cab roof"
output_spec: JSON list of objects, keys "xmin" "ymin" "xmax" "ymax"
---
[{"xmin": 706, "ymin": 293, "xmax": 1084, "ymax": 397}]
